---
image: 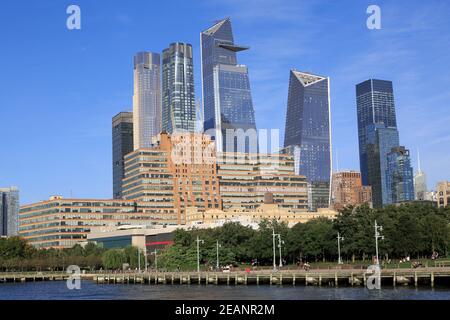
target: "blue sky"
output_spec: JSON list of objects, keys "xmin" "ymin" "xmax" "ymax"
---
[{"xmin": 0, "ymin": 0, "xmax": 449, "ymax": 204}]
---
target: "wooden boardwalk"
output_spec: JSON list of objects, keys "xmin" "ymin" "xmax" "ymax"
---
[{"xmin": 2, "ymin": 268, "xmax": 450, "ymax": 287}]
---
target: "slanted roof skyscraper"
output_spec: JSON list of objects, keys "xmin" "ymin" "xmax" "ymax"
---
[
  {"xmin": 201, "ymin": 18, "xmax": 257, "ymax": 153},
  {"xmin": 283, "ymin": 70, "xmax": 332, "ymax": 211}
]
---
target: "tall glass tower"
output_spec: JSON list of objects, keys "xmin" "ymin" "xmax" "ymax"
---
[
  {"xmin": 0, "ymin": 187, "xmax": 19, "ymax": 236},
  {"xmin": 356, "ymin": 79, "xmax": 400, "ymax": 207},
  {"xmin": 133, "ymin": 52, "xmax": 161, "ymax": 149},
  {"xmin": 112, "ymin": 111, "xmax": 134, "ymax": 199},
  {"xmin": 201, "ymin": 18, "xmax": 257, "ymax": 153},
  {"xmin": 386, "ymin": 146, "xmax": 415, "ymax": 204},
  {"xmin": 283, "ymin": 70, "xmax": 332, "ymax": 211},
  {"xmin": 162, "ymin": 43, "xmax": 196, "ymax": 133},
  {"xmin": 365, "ymin": 124, "xmax": 400, "ymax": 207}
]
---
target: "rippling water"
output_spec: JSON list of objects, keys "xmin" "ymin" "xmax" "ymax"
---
[{"xmin": 0, "ymin": 281, "xmax": 450, "ymax": 300}]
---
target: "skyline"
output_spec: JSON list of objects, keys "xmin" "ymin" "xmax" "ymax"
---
[{"xmin": 1, "ymin": 0, "xmax": 449, "ymax": 204}]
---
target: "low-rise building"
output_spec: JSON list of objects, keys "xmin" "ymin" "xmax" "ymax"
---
[
  {"xmin": 437, "ymin": 181, "xmax": 450, "ymax": 208},
  {"xmin": 18, "ymin": 197, "xmax": 170, "ymax": 249},
  {"xmin": 186, "ymin": 194, "xmax": 337, "ymax": 227},
  {"xmin": 331, "ymin": 171, "xmax": 372, "ymax": 210},
  {"xmin": 217, "ymin": 152, "xmax": 308, "ymax": 213}
]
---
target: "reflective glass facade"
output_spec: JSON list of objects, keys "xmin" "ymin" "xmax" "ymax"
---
[
  {"xmin": 201, "ymin": 18, "xmax": 257, "ymax": 153},
  {"xmin": 386, "ymin": 146, "xmax": 414, "ymax": 204},
  {"xmin": 356, "ymin": 79, "xmax": 397, "ymax": 185},
  {"xmin": 162, "ymin": 43, "xmax": 196, "ymax": 133},
  {"xmin": 283, "ymin": 70, "xmax": 332, "ymax": 211},
  {"xmin": 112, "ymin": 112, "xmax": 134, "ymax": 199},
  {"xmin": 356, "ymin": 79, "xmax": 404, "ymax": 207},
  {"xmin": 133, "ymin": 52, "xmax": 161, "ymax": 149},
  {"xmin": 0, "ymin": 187, "xmax": 19, "ymax": 236},
  {"xmin": 365, "ymin": 124, "xmax": 400, "ymax": 207}
]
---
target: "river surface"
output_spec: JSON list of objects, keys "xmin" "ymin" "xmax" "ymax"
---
[{"xmin": 1, "ymin": 281, "xmax": 450, "ymax": 300}]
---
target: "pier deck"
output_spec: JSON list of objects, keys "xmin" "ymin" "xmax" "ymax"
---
[{"xmin": 1, "ymin": 267, "xmax": 450, "ymax": 287}]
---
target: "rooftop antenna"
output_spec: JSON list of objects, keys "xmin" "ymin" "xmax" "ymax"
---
[{"xmin": 417, "ymin": 148, "xmax": 422, "ymax": 173}]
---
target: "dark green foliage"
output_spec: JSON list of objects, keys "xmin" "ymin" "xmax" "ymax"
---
[
  {"xmin": 157, "ymin": 204, "xmax": 450, "ymax": 267},
  {"xmin": 1, "ymin": 203, "xmax": 449, "ymax": 270}
]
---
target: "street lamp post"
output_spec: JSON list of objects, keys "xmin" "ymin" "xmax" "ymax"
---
[
  {"xmin": 196, "ymin": 236, "xmax": 204, "ymax": 273},
  {"xmin": 272, "ymin": 229, "xmax": 280, "ymax": 271},
  {"xmin": 150, "ymin": 249, "xmax": 158, "ymax": 271},
  {"xmin": 216, "ymin": 241, "xmax": 221, "ymax": 270},
  {"xmin": 138, "ymin": 247, "xmax": 141, "ymax": 272},
  {"xmin": 277, "ymin": 234, "xmax": 284, "ymax": 268},
  {"xmin": 144, "ymin": 246, "xmax": 148, "ymax": 271},
  {"xmin": 374, "ymin": 220, "xmax": 384, "ymax": 266},
  {"xmin": 337, "ymin": 232, "xmax": 344, "ymax": 264}
]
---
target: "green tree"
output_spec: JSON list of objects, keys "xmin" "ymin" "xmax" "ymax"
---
[{"xmin": 102, "ymin": 249, "xmax": 126, "ymax": 270}]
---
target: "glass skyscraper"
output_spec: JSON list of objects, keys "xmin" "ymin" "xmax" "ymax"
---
[
  {"xmin": 201, "ymin": 18, "xmax": 257, "ymax": 153},
  {"xmin": 133, "ymin": 52, "xmax": 161, "ymax": 149},
  {"xmin": 356, "ymin": 79, "xmax": 401, "ymax": 207},
  {"xmin": 386, "ymin": 146, "xmax": 415, "ymax": 204},
  {"xmin": 283, "ymin": 70, "xmax": 332, "ymax": 211},
  {"xmin": 112, "ymin": 111, "xmax": 134, "ymax": 199},
  {"xmin": 162, "ymin": 43, "xmax": 196, "ymax": 133},
  {"xmin": 0, "ymin": 187, "xmax": 19, "ymax": 236},
  {"xmin": 356, "ymin": 79, "xmax": 397, "ymax": 183},
  {"xmin": 365, "ymin": 124, "xmax": 400, "ymax": 207}
]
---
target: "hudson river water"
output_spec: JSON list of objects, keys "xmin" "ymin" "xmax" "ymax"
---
[{"xmin": 1, "ymin": 281, "xmax": 450, "ymax": 299}]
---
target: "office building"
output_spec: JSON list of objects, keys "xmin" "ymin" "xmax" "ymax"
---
[
  {"xmin": 386, "ymin": 146, "xmax": 414, "ymax": 204},
  {"xmin": 123, "ymin": 132, "xmax": 308, "ymax": 220},
  {"xmin": 437, "ymin": 181, "xmax": 450, "ymax": 208},
  {"xmin": 122, "ymin": 132, "xmax": 222, "ymax": 225},
  {"xmin": 356, "ymin": 79, "xmax": 403, "ymax": 207},
  {"xmin": 414, "ymin": 151, "xmax": 428, "ymax": 201},
  {"xmin": 133, "ymin": 52, "xmax": 161, "ymax": 149},
  {"xmin": 0, "ymin": 187, "xmax": 19, "ymax": 236},
  {"xmin": 331, "ymin": 171, "xmax": 372, "ymax": 210},
  {"xmin": 365, "ymin": 124, "xmax": 400, "ymax": 207},
  {"xmin": 201, "ymin": 18, "xmax": 257, "ymax": 153},
  {"xmin": 217, "ymin": 152, "xmax": 309, "ymax": 213},
  {"xmin": 18, "ymin": 197, "xmax": 164, "ymax": 249},
  {"xmin": 283, "ymin": 70, "xmax": 332, "ymax": 211},
  {"xmin": 162, "ymin": 43, "xmax": 196, "ymax": 133},
  {"xmin": 88, "ymin": 205, "xmax": 338, "ymax": 250},
  {"xmin": 112, "ymin": 111, "xmax": 134, "ymax": 199},
  {"xmin": 356, "ymin": 79, "xmax": 398, "ymax": 184}
]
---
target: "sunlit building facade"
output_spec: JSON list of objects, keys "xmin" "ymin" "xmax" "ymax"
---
[
  {"xmin": 331, "ymin": 171, "xmax": 372, "ymax": 210},
  {"xmin": 414, "ymin": 151, "xmax": 427, "ymax": 201},
  {"xmin": 133, "ymin": 52, "xmax": 161, "ymax": 149},
  {"xmin": 19, "ymin": 197, "xmax": 161, "ymax": 249},
  {"xmin": 122, "ymin": 132, "xmax": 222, "ymax": 225},
  {"xmin": 217, "ymin": 153, "xmax": 308, "ymax": 213},
  {"xmin": 437, "ymin": 181, "xmax": 450, "ymax": 208}
]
